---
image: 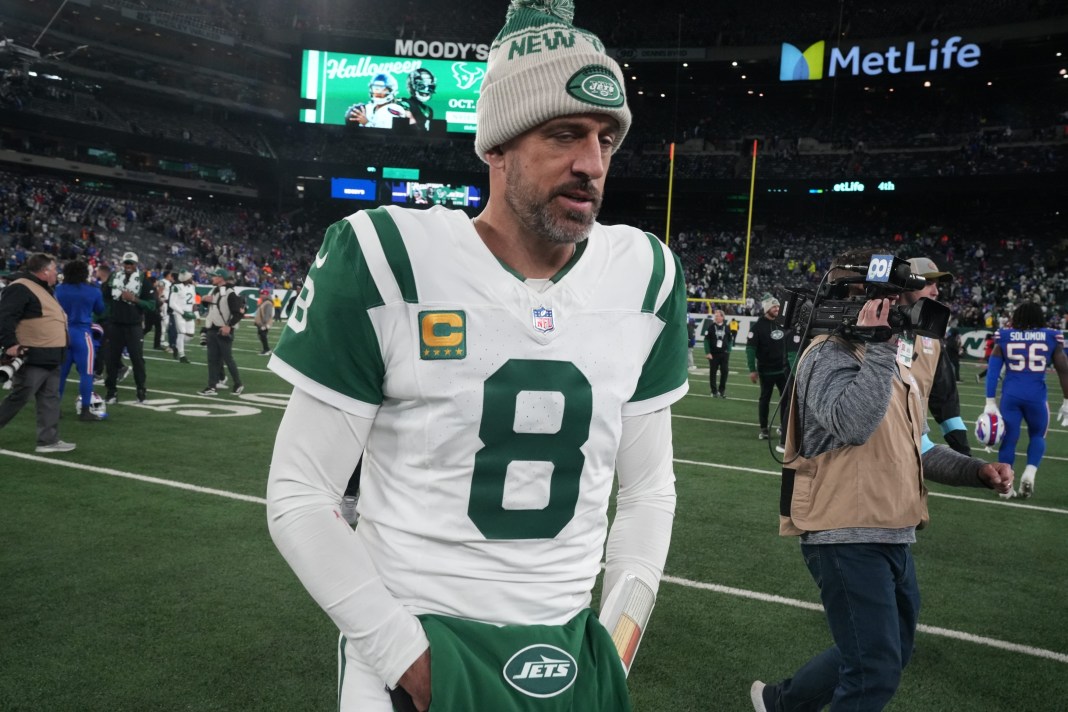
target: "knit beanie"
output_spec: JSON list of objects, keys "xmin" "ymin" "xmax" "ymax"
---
[
  {"xmin": 474, "ymin": 0, "xmax": 632, "ymax": 162},
  {"xmin": 761, "ymin": 295, "xmax": 780, "ymax": 313}
]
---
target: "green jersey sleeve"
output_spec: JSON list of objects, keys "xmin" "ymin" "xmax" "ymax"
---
[
  {"xmin": 270, "ymin": 218, "xmax": 387, "ymax": 416},
  {"xmin": 627, "ymin": 240, "xmax": 689, "ymax": 412}
]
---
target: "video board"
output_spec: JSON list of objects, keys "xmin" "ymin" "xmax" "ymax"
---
[
  {"xmin": 330, "ymin": 178, "xmax": 378, "ymax": 201},
  {"xmin": 299, "ymin": 49, "xmax": 485, "ymax": 134},
  {"xmin": 386, "ymin": 181, "xmax": 482, "ymax": 208}
]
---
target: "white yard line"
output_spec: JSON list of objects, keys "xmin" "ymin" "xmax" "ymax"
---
[{"xmin": 3, "ymin": 448, "xmax": 1066, "ymax": 665}]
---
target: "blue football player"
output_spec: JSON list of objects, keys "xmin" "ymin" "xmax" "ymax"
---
[{"xmin": 984, "ymin": 302, "xmax": 1068, "ymax": 498}]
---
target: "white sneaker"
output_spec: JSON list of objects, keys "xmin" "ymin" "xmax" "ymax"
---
[
  {"xmin": 340, "ymin": 495, "xmax": 360, "ymax": 526},
  {"xmin": 36, "ymin": 440, "xmax": 76, "ymax": 453},
  {"xmin": 1019, "ymin": 472, "xmax": 1035, "ymax": 499},
  {"xmin": 775, "ymin": 445, "xmax": 786, "ymax": 454},
  {"xmin": 750, "ymin": 681, "xmax": 769, "ymax": 712}
]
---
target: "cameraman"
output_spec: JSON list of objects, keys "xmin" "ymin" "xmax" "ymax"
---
[
  {"xmin": 900, "ymin": 257, "xmax": 970, "ymax": 455},
  {"xmin": 0, "ymin": 253, "xmax": 76, "ymax": 452},
  {"xmin": 750, "ymin": 250, "xmax": 1013, "ymax": 712}
]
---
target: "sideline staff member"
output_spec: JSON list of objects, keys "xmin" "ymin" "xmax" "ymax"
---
[
  {"xmin": 0, "ymin": 253, "xmax": 76, "ymax": 452},
  {"xmin": 900, "ymin": 256, "xmax": 971, "ymax": 455},
  {"xmin": 104, "ymin": 251, "xmax": 156, "ymax": 404},
  {"xmin": 751, "ymin": 251, "xmax": 1013, "ymax": 712},
  {"xmin": 747, "ymin": 295, "xmax": 789, "ymax": 439},
  {"xmin": 198, "ymin": 268, "xmax": 244, "ymax": 396}
]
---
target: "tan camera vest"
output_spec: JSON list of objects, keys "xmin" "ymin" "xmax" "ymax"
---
[
  {"xmin": 12, "ymin": 278, "xmax": 68, "ymax": 348},
  {"xmin": 779, "ymin": 333, "xmax": 940, "ymax": 536}
]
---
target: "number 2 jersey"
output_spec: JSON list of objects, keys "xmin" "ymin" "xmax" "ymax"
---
[
  {"xmin": 269, "ymin": 205, "xmax": 689, "ymax": 626},
  {"xmin": 993, "ymin": 327, "xmax": 1063, "ymax": 400}
]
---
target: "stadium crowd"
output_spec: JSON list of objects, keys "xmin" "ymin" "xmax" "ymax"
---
[
  {"xmin": 3, "ymin": 168, "xmax": 1065, "ymax": 333},
  {"xmin": 0, "ymin": 170, "xmax": 321, "ymax": 293}
]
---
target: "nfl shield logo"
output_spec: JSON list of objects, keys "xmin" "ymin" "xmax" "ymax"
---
[{"xmin": 532, "ymin": 307, "xmax": 555, "ymax": 333}]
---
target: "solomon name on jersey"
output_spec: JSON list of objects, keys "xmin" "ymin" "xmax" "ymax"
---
[
  {"xmin": 269, "ymin": 205, "xmax": 688, "ymax": 627},
  {"xmin": 996, "ymin": 326, "xmax": 1064, "ymax": 398}
]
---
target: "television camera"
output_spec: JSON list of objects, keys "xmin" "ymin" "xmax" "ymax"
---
[{"xmin": 776, "ymin": 254, "xmax": 951, "ymax": 343}]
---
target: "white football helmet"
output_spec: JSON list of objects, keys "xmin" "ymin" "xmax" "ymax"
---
[
  {"xmin": 369, "ymin": 73, "xmax": 398, "ymax": 105},
  {"xmin": 75, "ymin": 392, "xmax": 108, "ymax": 417},
  {"xmin": 974, "ymin": 412, "xmax": 1004, "ymax": 448}
]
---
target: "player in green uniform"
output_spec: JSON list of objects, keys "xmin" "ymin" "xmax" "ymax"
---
[{"xmin": 266, "ymin": 2, "xmax": 688, "ymax": 710}]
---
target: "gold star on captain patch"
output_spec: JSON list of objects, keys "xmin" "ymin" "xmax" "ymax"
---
[
  {"xmin": 423, "ymin": 349, "xmax": 431, "ymax": 357},
  {"xmin": 443, "ymin": 348, "xmax": 452, "ymax": 356},
  {"xmin": 455, "ymin": 348, "xmax": 464, "ymax": 356},
  {"xmin": 433, "ymin": 349, "xmax": 441, "ymax": 356}
]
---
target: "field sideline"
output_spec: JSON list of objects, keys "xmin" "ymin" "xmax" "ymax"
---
[{"xmin": 2, "ymin": 330, "xmax": 1066, "ymax": 711}]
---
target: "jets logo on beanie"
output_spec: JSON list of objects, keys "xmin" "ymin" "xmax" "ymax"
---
[{"xmin": 474, "ymin": 0, "xmax": 632, "ymax": 161}]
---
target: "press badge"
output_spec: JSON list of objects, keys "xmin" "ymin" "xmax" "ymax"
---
[{"xmin": 896, "ymin": 338, "xmax": 914, "ymax": 368}]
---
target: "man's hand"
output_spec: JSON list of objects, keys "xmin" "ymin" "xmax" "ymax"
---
[
  {"xmin": 4, "ymin": 344, "xmax": 24, "ymax": 358},
  {"xmin": 397, "ymin": 648, "xmax": 431, "ymax": 711},
  {"xmin": 121, "ymin": 290, "xmax": 138, "ymax": 303},
  {"xmin": 706, "ymin": 353, "xmax": 713, "ymax": 361},
  {"xmin": 220, "ymin": 325, "xmax": 232, "ymax": 336},
  {"xmin": 346, "ymin": 104, "xmax": 369, "ymax": 125},
  {"xmin": 977, "ymin": 462, "xmax": 1013, "ymax": 494},
  {"xmin": 1059, "ymin": 399, "xmax": 1068, "ymax": 427},
  {"xmin": 856, "ymin": 297, "xmax": 894, "ymax": 328},
  {"xmin": 749, "ymin": 371, "xmax": 758, "ymax": 384},
  {"xmin": 984, "ymin": 397, "xmax": 1002, "ymax": 420}
]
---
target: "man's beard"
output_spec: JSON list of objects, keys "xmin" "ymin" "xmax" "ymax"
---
[{"xmin": 505, "ymin": 169, "xmax": 602, "ymax": 245}]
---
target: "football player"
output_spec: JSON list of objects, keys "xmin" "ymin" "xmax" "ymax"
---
[
  {"xmin": 266, "ymin": 2, "xmax": 685, "ymax": 710},
  {"xmin": 984, "ymin": 302, "xmax": 1068, "ymax": 498},
  {"xmin": 345, "ymin": 73, "xmax": 407, "ymax": 129},
  {"xmin": 401, "ymin": 68, "xmax": 436, "ymax": 131},
  {"xmin": 55, "ymin": 259, "xmax": 106, "ymax": 421},
  {"xmin": 168, "ymin": 270, "xmax": 197, "ymax": 364}
]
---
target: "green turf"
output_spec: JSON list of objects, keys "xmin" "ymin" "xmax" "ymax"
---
[{"xmin": 2, "ymin": 336, "xmax": 1065, "ymax": 710}]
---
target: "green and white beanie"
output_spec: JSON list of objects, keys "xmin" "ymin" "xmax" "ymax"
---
[{"xmin": 474, "ymin": 0, "xmax": 632, "ymax": 161}]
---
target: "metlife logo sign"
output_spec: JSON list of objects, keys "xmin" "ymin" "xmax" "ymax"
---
[{"xmin": 780, "ymin": 36, "xmax": 981, "ymax": 81}]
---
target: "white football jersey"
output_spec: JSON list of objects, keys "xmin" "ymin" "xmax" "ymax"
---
[
  {"xmin": 169, "ymin": 283, "xmax": 198, "ymax": 335},
  {"xmin": 270, "ymin": 205, "xmax": 688, "ymax": 626},
  {"xmin": 354, "ymin": 101, "xmax": 407, "ymax": 128}
]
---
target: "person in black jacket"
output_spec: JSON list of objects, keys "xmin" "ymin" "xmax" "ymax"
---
[
  {"xmin": 0, "ymin": 253, "xmax": 76, "ymax": 452},
  {"xmin": 704, "ymin": 309, "xmax": 734, "ymax": 397},
  {"xmin": 944, "ymin": 325, "xmax": 962, "ymax": 382},
  {"xmin": 198, "ymin": 268, "xmax": 244, "ymax": 396},
  {"xmin": 902, "ymin": 257, "xmax": 971, "ymax": 455},
  {"xmin": 746, "ymin": 296, "xmax": 789, "ymax": 439},
  {"xmin": 103, "ymin": 252, "xmax": 156, "ymax": 404}
]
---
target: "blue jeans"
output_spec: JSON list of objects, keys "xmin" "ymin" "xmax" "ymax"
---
[{"xmin": 769, "ymin": 543, "xmax": 920, "ymax": 712}]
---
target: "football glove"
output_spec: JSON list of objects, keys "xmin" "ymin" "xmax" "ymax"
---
[
  {"xmin": 984, "ymin": 398, "xmax": 1002, "ymax": 420},
  {"xmin": 1059, "ymin": 399, "xmax": 1068, "ymax": 427},
  {"xmin": 183, "ymin": 312, "xmax": 195, "ymax": 321}
]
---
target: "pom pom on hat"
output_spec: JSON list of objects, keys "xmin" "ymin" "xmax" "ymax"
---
[{"xmin": 474, "ymin": 0, "xmax": 632, "ymax": 161}]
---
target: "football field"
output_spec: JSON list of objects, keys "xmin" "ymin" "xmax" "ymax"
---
[{"xmin": 2, "ymin": 329, "xmax": 1066, "ymax": 711}]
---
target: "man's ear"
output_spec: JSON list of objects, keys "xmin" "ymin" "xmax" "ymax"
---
[{"xmin": 484, "ymin": 145, "xmax": 505, "ymax": 170}]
